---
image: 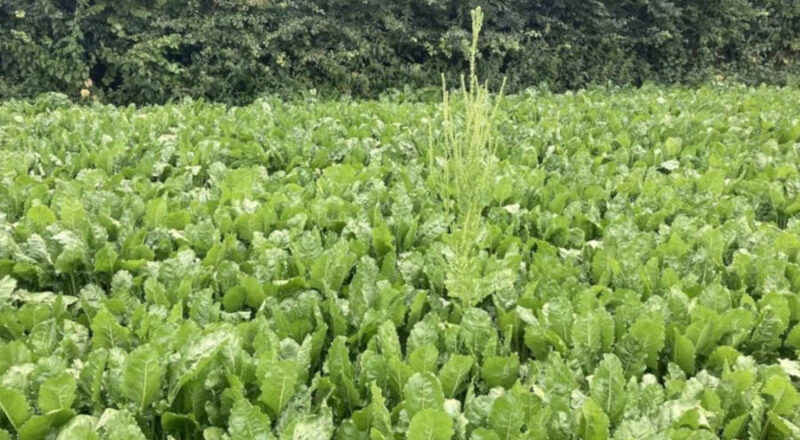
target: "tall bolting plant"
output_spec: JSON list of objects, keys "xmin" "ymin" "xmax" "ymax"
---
[{"xmin": 428, "ymin": 7, "xmax": 507, "ymax": 307}]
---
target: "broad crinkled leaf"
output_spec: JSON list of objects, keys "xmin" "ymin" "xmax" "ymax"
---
[
  {"xmin": 37, "ymin": 372, "xmax": 77, "ymax": 413},
  {"xmin": 90, "ymin": 308, "xmax": 130, "ymax": 350},
  {"xmin": 0, "ymin": 276, "xmax": 16, "ymax": 303},
  {"xmin": 96, "ymin": 409, "xmax": 146, "ymax": 440},
  {"xmin": 78, "ymin": 349, "xmax": 108, "ymax": 411},
  {"xmin": 369, "ymin": 383, "xmax": 393, "ymax": 438},
  {"xmin": 579, "ymin": 397, "xmax": 610, "ymax": 440},
  {"xmin": 59, "ymin": 198, "xmax": 86, "ymax": 231},
  {"xmin": 258, "ymin": 359, "xmax": 298, "ymax": 415},
  {"xmin": 404, "ymin": 372, "xmax": 445, "ymax": 418},
  {"xmin": 470, "ymin": 428, "xmax": 501, "ymax": 440},
  {"xmin": 55, "ymin": 415, "xmax": 99, "ymax": 440},
  {"xmin": 571, "ymin": 309, "xmax": 614, "ymax": 367},
  {"xmin": 416, "ymin": 215, "xmax": 449, "ymax": 246},
  {"xmin": 169, "ymin": 324, "xmax": 235, "ymax": 402},
  {"xmin": 767, "ymin": 411, "xmax": 800, "ymax": 438},
  {"xmin": 673, "ymin": 333, "xmax": 696, "ymax": 375},
  {"xmin": 18, "ymin": 414, "xmax": 51, "ymax": 440},
  {"xmin": 748, "ymin": 395, "xmax": 766, "ymax": 440},
  {"xmin": 480, "ymin": 355, "xmax": 519, "ymax": 389},
  {"xmin": 121, "ymin": 344, "xmax": 165, "ymax": 411},
  {"xmin": 326, "ymin": 336, "xmax": 360, "ymax": 413},
  {"xmin": 617, "ymin": 317, "xmax": 664, "ymax": 376},
  {"xmin": 488, "ymin": 392, "xmax": 524, "ymax": 440},
  {"xmin": 377, "ymin": 320, "xmax": 402, "ymax": 360},
  {"xmin": 762, "ymin": 374, "xmax": 800, "ymax": 416},
  {"xmin": 439, "ymin": 355, "xmax": 473, "ymax": 398},
  {"xmin": 0, "ymin": 386, "xmax": 31, "ymax": 431},
  {"xmin": 228, "ymin": 398, "xmax": 274, "ymax": 440},
  {"xmin": 409, "ymin": 344, "xmax": 439, "ymax": 374},
  {"xmin": 309, "ymin": 241, "xmax": 357, "ymax": 293},
  {"xmin": 589, "ymin": 354, "xmax": 626, "ymax": 426},
  {"xmin": 407, "ymin": 409, "xmax": 453, "ymax": 440}
]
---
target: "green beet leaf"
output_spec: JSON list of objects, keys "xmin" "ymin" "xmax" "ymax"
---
[
  {"xmin": 488, "ymin": 392, "xmax": 524, "ymax": 440},
  {"xmin": 407, "ymin": 409, "xmax": 453, "ymax": 440},
  {"xmin": 672, "ymin": 333, "xmax": 696, "ymax": 375},
  {"xmin": 439, "ymin": 355, "xmax": 474, "ymax": 398},
  {"xmin": 37, "ymin": 373, "xmax": 77, "ymax": 413},
  {"xmin": 762, "ymin": 374, "xmax": 800, "ymax": 416},
  {"xmin": 579, "ymin": 398, "xmax": 610, "ymax": 440},
  {"xmin": 259, "ymin": 360, "xmax": 298, "ymax": 416},
  {"xmin": 327, "ymin": 336, "xmax": 361, "ymax": 414},
  {"xmin": 229, "ymin": 398, "xmax": 274, "ymax": 440},
  {"xmin": 55, "ymin": 415, "xmax": 100, "ymax": 440},
  {"xmin": 409, "ymin": 344, "xmax": 439, "ymax": 374},
  {"xmin": 589, "ymin": 354, "xmax": 626, "ymax": 427},
  {"xmin": 121, "ymin": 344, "xmax": 165, "ymax": 412},
  {"xmin": 18, "ymin": 415, "xmax": 51, "ymax": 440},
  {"xmin": 480, "ymin": 355, "xmax": 519, "ymax": 389},
  {"xmin": 404, "ymin": 372, "xmax": 445, "ymax": 419},
  {"xmin": 0, "ymin": 386, "xmax": 31, "ymax": 432}
]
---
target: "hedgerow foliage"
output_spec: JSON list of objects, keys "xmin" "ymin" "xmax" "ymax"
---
[{"xmin": 1, "ymin": 0, "xmax": 799, "ymax": 104}]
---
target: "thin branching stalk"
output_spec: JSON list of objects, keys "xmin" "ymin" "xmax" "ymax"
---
[{"xmin": 428, "ymin": 7, "xmax": 507, "ymax": 306}]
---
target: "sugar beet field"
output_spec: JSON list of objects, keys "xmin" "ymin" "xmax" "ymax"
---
[{"xmin": 1, "ymin": 85, "xmax": 800, "ymax": 440}]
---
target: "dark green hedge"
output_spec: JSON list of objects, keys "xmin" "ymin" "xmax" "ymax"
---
[{"xmin": 2, "ymin": 0, "xmax": 799, "ymax": 104}]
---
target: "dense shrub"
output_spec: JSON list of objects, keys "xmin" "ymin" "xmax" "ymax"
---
[{"xmin": 2, "ymin": 0, "xmax": 799, "ymax": 104}]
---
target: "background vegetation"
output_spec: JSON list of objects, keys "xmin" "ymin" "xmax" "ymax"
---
[{"xmin": 2, "ymin": 0, "xmax": 799, "ymax": 104}]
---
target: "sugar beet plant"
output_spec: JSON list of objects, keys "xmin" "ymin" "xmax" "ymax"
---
[
  {"xmin": 2, "ymin": 61, "xmax": 800, "ymax": 440},
  {"xmin": 427, "ymin": 7, "xmax": 507, "ymax": 308}
]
